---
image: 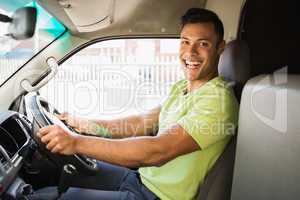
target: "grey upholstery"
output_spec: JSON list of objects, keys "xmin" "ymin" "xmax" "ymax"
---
[
  {"xmin": 218, "ymin": 40, "xmax": 251, "ymax": 101},
  {"xmin": 197, "ymin": 136, "xmax": 237, "ymax": 200},
  {"xmin": 196, "ymin": 40, "xmax": 252, "ymax": 200},
  {"xmin": 231, "ymin": 73, "xmax": 300, "ymax": 200}
]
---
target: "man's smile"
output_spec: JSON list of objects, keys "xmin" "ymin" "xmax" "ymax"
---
[{"xmin": 184, "ymin": 59, "xmax": 203, "ymax": 70}]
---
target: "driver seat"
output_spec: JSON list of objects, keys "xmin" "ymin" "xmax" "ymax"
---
[{"xmin": 196, "ymin": 39, "xmax": 251, "ymax": 200}]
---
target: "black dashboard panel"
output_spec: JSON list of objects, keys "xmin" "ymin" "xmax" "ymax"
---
[
  {"xmin": 0, "ymin": 112, "xmax": 31, "ymax": 158},
  {"xmin": 0, "ymin": 111, "xmax": 32, "ymax": 196}
]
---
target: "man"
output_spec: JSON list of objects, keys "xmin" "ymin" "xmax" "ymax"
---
[{"xmin": 38, "ymin": 8, "xmax": 238, "ymax": 200}]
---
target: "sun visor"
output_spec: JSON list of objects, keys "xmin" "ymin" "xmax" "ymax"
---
[{"xmin": 57, "ymin": 0, "xmax": 115, "ymax": 32}]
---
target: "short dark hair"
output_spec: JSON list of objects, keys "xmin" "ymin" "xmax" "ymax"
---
[{"xmin": 181, "ymin": 8, "xmax": 224, "ymax": 42}]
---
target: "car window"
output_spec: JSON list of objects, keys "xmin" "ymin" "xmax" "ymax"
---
[
  {"xmin": 40, "ymin": 39, "xmax": 183, "ymax": 119},
  {"xmin": 0, "ymin": 1, "xmax": 66, "ymax": 86}
]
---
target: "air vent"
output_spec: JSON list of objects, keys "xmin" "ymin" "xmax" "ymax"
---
[
  {"xmin": 22, "ymin": 115, "xmax": 31, "ymax": 125},
  {"xmin": 0, "ymin": 153, "xmax": 5, "ymax": 166},
  {"xmin": 0, "ymin": 157, "xmax": 7, "ymax": 172},
  {"xmin": 0, "ymin": 145, "xmax": 11, "ymax": 172}
]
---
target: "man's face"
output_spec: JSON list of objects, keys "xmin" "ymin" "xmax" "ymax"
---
[{"xmin": 179, "ymin": 22, "xmax": 225, "ymax": 82}]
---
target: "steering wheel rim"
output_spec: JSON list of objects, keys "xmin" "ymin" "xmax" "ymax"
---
[{"xmin": 25, "ymin": 92, "xmax": 98, "ymax": 175}]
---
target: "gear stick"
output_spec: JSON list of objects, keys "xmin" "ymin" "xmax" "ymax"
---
[{"xmin": 57, "ymin": 164, "xmax": 77, "ymax": 196}]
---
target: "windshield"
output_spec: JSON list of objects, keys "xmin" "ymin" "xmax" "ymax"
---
[{"xmin": 0, "ymin": 0, "xmax": 66, "ymax": 86}]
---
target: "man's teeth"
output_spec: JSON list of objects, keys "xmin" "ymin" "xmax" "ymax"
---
[
  {"xmin": 186, "ymin": 61, "xmax": 201, "ymax": 65},
  {"xmin": 185, "ymin": 60, "xmax": 202, "ymax": 69},
  {"xmin": 186, "ymin": 65, "xmax": 197, "ymax": 69}
]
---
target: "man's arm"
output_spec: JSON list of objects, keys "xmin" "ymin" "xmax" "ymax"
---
[
  {"xmin": 59, "ymin": 106, "xmax": 160, "ymax": 138},
  {"xmin": 37, "ymin": 123, "xmax": 200, "ymax": 168},
  {"xmin": 95, "ymin": 106, "xmax": 161, "ymax": 138}
]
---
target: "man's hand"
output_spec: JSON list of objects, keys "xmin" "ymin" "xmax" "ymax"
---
[
  {"xmin": 37, "ymin": 125, "xmax": 79, "ymax": 155},
  {"xmin": 57, "ymin": 112, "xmax": 90, "ymax": 133}
]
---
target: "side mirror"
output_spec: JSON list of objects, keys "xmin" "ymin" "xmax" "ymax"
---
[{"xmin": 0, "ymin": 7, "xmax": 37, "ymax": 40}]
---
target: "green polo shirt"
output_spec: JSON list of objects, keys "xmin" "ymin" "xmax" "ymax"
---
[{"xmin": 139, "ymin": 76, "xmax": 239, "ymax": 200}]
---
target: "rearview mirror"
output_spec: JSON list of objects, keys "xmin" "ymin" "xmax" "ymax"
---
[
  {"xmin": 9, "ymin": 7, "xmax": 37, "ymax": 40},
  {"xmin": 0, "ymin": 7, "xmax": 37, "ymax": 40}
]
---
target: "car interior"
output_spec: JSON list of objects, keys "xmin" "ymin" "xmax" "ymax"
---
[{"xmin": 0, "ymin": 0, "xmax": 299, "ymax": 200}]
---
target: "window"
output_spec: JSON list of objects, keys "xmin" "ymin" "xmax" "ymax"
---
[
  {"xmin": 40, "ymin": 39, "xmax": 183, "ymax": 119},
  {"xmin": 0, "ymin": 1, "xmax": 66, "ymax": 86}
]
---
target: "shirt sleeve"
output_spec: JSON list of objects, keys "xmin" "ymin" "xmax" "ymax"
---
[{"xmin": 177, "ymin": 89, "xmax": 238, "ymax": 150}]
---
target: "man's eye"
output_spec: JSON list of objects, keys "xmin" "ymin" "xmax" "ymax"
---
[
  {"xmin": 199, "ymin": 42, "xmax": 209, "ymax": 47},
  {"xmin": 181, "ymin": 40, "xmax": 189, "ymax": 45}
]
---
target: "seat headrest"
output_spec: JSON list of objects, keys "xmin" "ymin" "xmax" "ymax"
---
[{"xmin": 218, "ymin": 40, "xmax": 252, "ymax": 100}]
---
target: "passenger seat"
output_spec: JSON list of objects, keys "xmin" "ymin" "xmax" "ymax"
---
[
  {"xmin": 231, "ymin": 70, "xmax": 300, "ymax": 200},
  {"xmin": 196, "ymin": 39, "xmax": 251, "ymax": 200}
]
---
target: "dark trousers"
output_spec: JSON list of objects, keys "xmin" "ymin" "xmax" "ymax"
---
[{"xmin": 38, "ymin": 161, "xmax": 158, "ymax": 200}]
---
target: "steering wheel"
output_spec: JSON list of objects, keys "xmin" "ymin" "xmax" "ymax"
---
[{"xmin": 25, "ymin": 93, "xmax": 98, "ymax": 175}]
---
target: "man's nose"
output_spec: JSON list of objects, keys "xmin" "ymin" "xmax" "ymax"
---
[{"xmin": 186, "ymin": 43, "xmax": 198, "ymax": 57}]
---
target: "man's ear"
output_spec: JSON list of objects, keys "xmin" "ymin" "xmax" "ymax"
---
[{"xmin": 217, "ymin": 40, "xmax": 226, "ymax": 55}]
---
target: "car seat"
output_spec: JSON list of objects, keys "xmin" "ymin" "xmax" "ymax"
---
[{"xmin": 196, "ymin": 39, "xmax": 251, "ymax": 200}]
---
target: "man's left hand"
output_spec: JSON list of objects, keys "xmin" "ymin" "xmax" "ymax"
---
[{"xmin": 37, "ymin": 125, "xmax": 78, "ymax": 155}]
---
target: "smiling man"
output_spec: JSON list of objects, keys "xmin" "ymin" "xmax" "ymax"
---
[{"xmin": 38, "ymin": 8, "xmax": 238, "ymax": 200}]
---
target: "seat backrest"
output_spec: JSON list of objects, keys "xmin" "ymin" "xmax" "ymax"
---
[
  {"xmin": 218, "ymin": 40, "xmax": 251, "ymax": 101},
  {"xmin": 231, "ymin": 72, "xmax": 300, "ymax": 200},
  {"xmin": 197, "ymin": 135, "xmax": 237, "ymax": 200},
  {"xmin": 196, "ymin": 40, "xmax": 252, "ymax": 200}
]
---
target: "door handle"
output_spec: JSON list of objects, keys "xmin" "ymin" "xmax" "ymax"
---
[{"xmin": 21, "ymin": 57, "xmax": 58, "ymax": 92}]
